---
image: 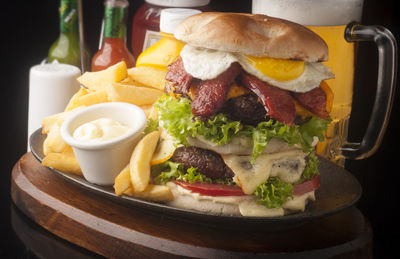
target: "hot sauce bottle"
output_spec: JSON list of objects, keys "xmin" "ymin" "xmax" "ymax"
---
[
  {"xmin": 91, "ymin": 0, "xmax": 135, "ymax": 72},
  {"xmin": 48, "ymin": 0, "xmax": 90, "ymax": 70}
]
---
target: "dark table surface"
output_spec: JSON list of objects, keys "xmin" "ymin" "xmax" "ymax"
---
[{"xmin": 2, "ymin": 0, "xmax": 400, "ymax": 258}]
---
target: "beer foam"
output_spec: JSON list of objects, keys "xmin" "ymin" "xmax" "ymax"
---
[{"xmin": 252, "ymin": 0, "xmax": 363, "ymax": 26}]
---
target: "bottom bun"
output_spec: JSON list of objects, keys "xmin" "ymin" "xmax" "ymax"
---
[
  {"xmin": 166, "ymin": 182, "xmax": 245, "ymax": 216},
  {"xmin": 166, "ymin": 182, "xmax": 316, "ymax": 217}
]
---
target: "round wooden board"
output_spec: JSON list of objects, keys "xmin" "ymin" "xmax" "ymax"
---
[{"xmin": 11, "ymin": 153, "xmax": 373, "ymax": 258}]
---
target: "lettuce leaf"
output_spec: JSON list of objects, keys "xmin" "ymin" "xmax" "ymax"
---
[
  {"xmin": 192, "ymin": 113, "xmax": 242, "ymax": 145},
  {"xmin": 240, "ymin": 120, "xmax": 303, "ymax": 163},
  {"xmin": 254, "ymin": 177, "xmax": 294, "ymax": 208},
  {"xmin": 255, "ymin": 153, "xmax": 320, "ymax": 208},
  {"xmin": 155, "ymin": 95, "xmax": 330, "ymax": 163},
  {"xmin": 299, "ymin": 116, "xmax": 331, "ymax": 152},
  {"xmin": 155, "ymin": 95, "xmax": 196, "ymax": 145},
  {"xmin": 301, "ymin": 152, "xmax": 320, "ymax": 180},
  {"xmin": 155, "ymin": 95, "xmax": 241, "ymax": 146},
  {"xmin": 153, "ymin": 161, "xmax": 212, "ymax": 185},
  {"xmin": 143, "ymin": 117, "xmax": 159, "ymax": 135}
]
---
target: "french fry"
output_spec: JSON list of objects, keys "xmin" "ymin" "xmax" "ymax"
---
[
  {"xmin": 43, "ymin": 124, "xmax": 70, "ymax": 155},
  {"xmin": 42, "ymin": 107, "xmax": 85, "ymax": 155},
  {"xmin": 42, "ymin": 107, "xmax": 84, "ymax": 134},
  {"xmin": 120, "ymin": 77, "xmax": 134, "ymax": 85},
  {"xmin": 42, "ymin": 151, "xmax": 82, "ymax": 175},
  {"xmin": 65, "ymin": 87, "xmax": 89, "ymax": 111},
  {"xmin": 123, "ymin": 184, "xmax": 173, "ymax": 202},
  {"xmin": 130, "ymin": 130, "xmax": 161, "ymax": 192},
  {"xmin": 106, "ymin": 82, "xmax": 164, "ymax": 105},
  {"xmin": 114, "ymin": 163, "xmax": 173, "ymax": 201},
  {"xmin": 113, "ymin": 164, "xmax": 131, "ymax": 196},
  {"xmin": 76, "ymin": 89, "xmax": 108, "ymax": 107},
  {"xmin": 42, "ymin": 113, "xmax": 63, "ymax": 135},
  {"xmin": 77, "ymin": 61, "xmax": 127, "ymax": 91},
  {"xmin": 127, "ymin": 66, "xmax": 167, "ymax": 91},
  {"xmin": 65, "ymin": 88, "xmax": 109, "ymax": 111}
]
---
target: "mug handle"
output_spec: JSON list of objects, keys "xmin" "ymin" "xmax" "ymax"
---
[{"xmin": 341, "ymin": 22, "xmax": 397, "ymax": 159}]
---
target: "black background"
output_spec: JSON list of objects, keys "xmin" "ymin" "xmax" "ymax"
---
[{"xmin": 1, "ymin": 0, "xmax": 400, "ymax": 258}]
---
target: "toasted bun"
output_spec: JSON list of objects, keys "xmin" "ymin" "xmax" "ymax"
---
[
  {"xmin": 174, "ymin": 12, "xmax": 328, "ymax": 62},
  {"xmin": 167, "ymin": 190, "xmax": 242, "ymax": 216}
]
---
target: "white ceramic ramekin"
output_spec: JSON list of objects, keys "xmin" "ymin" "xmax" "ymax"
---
[{"xmin": 61, "ymin": 102, "xmax": 146, "ymax": 185}]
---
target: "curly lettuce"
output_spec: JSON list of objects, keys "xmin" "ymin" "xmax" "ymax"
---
[
  {"xmin": 299, "ymin": 116, "xmax": 331, "ymax": 152},
  {"xmin": 153, "ymin": 161, "xmax": 212, "ymax": 185},
  {"xmin": 254, "ymin": 177, "xmax": 294, "ymax": 208},
  {"xmin": 300, "ymin": 152, "xmax": 320, "ymax": 181},
  {"xmin": 154, "ymin": 95, "xmax": 196, "ymax": 145},
  {"xmin": 143, "ymin": 117, "xmax": 159, "ymax": 135},
  {"xmin": 155, "ymin": 95, "xmax": 330, "ymax": 163},
  {"xmin": 153, "ymin": 160, "xmax": 236, "ymax": 186}
]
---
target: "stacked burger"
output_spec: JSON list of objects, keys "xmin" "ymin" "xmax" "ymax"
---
[{"xmin": 151, "ymin": 12, "xmax": 334, "ymax": 217}]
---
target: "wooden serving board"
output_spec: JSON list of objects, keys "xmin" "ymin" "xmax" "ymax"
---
[{"xmin": 11, "ymin": 153, "xmax": 373, "ymax": 259}]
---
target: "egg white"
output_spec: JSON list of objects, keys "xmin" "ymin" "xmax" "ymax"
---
[
  {"xmin": 179, "ymin": 45, "xmax": 334, "ymax": 93},
  {"xmin": 180, "ymin": 45, "xmax": 237, "ymax": 81}
]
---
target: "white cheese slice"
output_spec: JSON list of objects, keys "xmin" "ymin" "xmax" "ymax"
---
[
  {"xmin": 283, "ymin": 191, "xmax": 315, "ymax": 211},
  {"xmin": 222, "ymin": 149, "xmax": 306, "ymax": 194},
  {"xmin": 187, "ymin": 135, "xmax": 300, "ymax": 155},
  {"xmin": 239, "ymin": 200, "xmax": 285, "ymax": 217}
]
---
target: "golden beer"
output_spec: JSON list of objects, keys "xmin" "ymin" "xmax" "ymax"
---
[
  {"xmin": 252, "ymin": 0, "xmax": 364, "ymax": 165},
  {"xmin": 309, "ymin": 25, "xmax": 355, "ymax": 165}
]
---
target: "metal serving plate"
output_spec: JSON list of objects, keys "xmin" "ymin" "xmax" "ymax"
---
[{"xmin": 30, "ymin": 128, "xmax": 362, "ymax": 229}]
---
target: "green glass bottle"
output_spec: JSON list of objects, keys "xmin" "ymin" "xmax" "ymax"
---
[{"xmin": 48, "ymin": 0, "xmax": 89, "ymax": 69}]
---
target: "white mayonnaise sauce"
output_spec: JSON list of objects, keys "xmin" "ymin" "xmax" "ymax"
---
[{"xmin": 73, "ymin": 118, "xmax": 130, "ymax": 142}]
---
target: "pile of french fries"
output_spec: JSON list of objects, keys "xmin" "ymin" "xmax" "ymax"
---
[{"xmin": 41, "ymin": 61, "xmax": 174, "ymax": 201}]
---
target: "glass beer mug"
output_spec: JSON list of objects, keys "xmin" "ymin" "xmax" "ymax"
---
[{"xmin": 252, "ymin": 0, "xmax": 397, "ymax": 165}]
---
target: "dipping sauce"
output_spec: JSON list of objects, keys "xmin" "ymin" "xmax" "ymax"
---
[{"xmin": 73, "ymin": 118, "xmax": 130, "ymax": 142}]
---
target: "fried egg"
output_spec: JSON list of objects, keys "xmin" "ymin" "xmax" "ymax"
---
[{"xmin": 179, "ymin": 45, "xmax": 334, "ymax": 93}]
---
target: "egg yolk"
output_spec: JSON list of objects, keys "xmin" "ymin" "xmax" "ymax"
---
[{"xmin": 245, "ymin": 56, "xmax": 305, "ymax": 81}]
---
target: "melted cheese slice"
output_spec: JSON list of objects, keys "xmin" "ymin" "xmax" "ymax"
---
[
  {"xmin": 239, "ymin": 200, "xmax": 284, "ymax": 217},
  {"xmin": 187, "ymin": 135, "xmax": 300, "ymax": 155},
  {"xmin": 239, "ymin": 191, "xmax": 315, "ymax": 217},
  {"xmin": 222, "ymin": 149, "xmax": 306, "ymax": 194}
]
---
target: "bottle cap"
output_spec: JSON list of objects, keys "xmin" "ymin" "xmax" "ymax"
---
[
  {"xmin": 146, "ymin": 0, "xmax": 210, "ymax": 8},
  {"xmin": 160, "ymin": 8, "xmax": 201, "ymax": 34}
]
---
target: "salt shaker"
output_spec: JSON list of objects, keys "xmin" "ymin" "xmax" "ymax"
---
[{"xmin": 27, "ymin": 62, "xmax": 81, "ymax": 150}]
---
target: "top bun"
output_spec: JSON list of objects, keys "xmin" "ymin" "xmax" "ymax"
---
[{"xmin": 174, "ymin": 12, "xmax": 328, "ymax": 62}]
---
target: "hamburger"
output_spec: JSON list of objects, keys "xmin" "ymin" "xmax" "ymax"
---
[{"xmin": 150, "ymin": 12, "xmax": 334, "ymax": 217}]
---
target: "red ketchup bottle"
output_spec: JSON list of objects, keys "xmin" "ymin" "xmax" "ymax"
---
[
  {"xmin": 91, "ymin": 0, "xmax": 135, "ymax": 72},
  {"xmin": 131, "ymin": 0, "xmax": 211, "ymax": 59}
]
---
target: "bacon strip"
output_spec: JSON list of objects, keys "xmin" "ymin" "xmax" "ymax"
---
[
  {"xmin": 292, "ymin": 86, "xmax": 329, "ymax": 119},
  {"xmin": 191, "ymin": 63, "xmax": 242, "ymax": 119},
  {"xmin": 165, "ymin": 57, "xmax": 193, "ymax": 95},
  {"xmin": 239, "ymin": 73, "xmax": 296, "ymax": 125}
]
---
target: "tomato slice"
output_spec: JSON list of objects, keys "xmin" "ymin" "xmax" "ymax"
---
[
  {"xmin": 172, "ymin": 180, "xmax": 245, "ymax": 196},
  {"xmin": 293, "ymin": 175, "xmax": 320, "ymax": 196},
  {"xmin": 173, "ymin": 175, "xmax": 320, "ymax": 197}
]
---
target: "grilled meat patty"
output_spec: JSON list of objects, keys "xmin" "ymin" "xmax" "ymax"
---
[{"xmin": 172, "ymin": 146, "xmax": 234, "ymax": 179}]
